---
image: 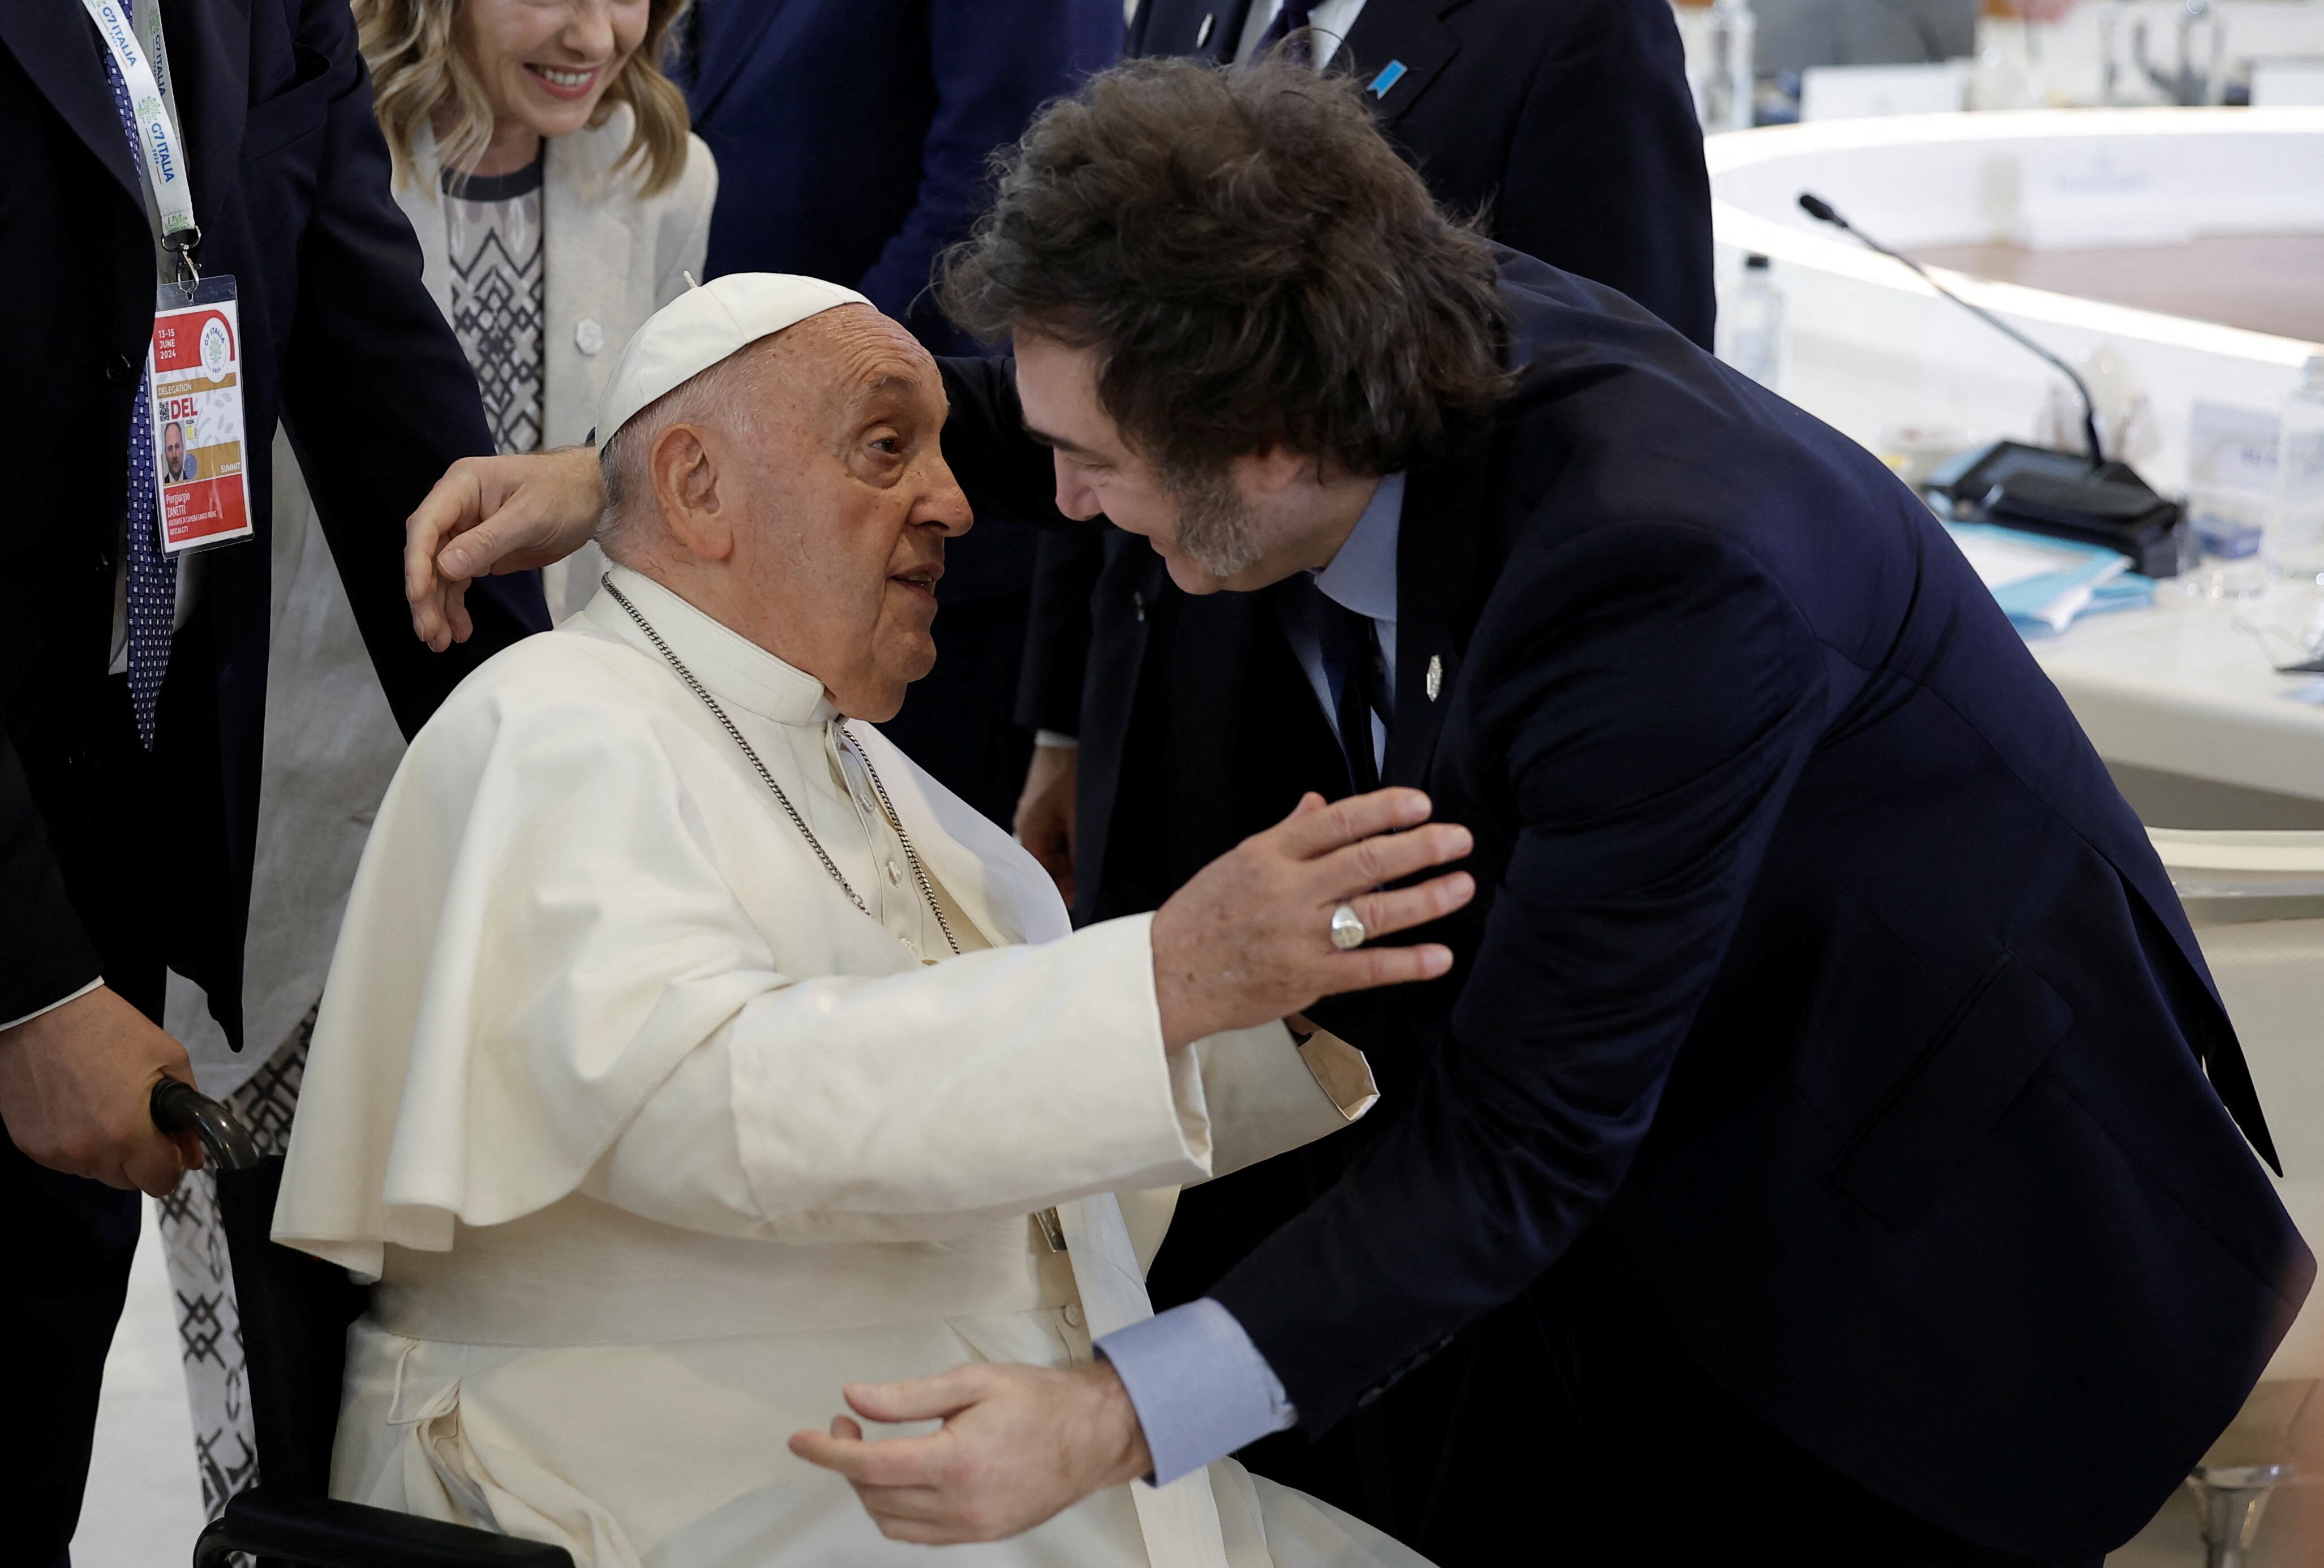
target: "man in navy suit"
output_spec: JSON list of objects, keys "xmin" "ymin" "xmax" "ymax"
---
[
  {"xmin": 1012, "ymin": 0, "xmax": 1713, "ymax": 903},
  {"xmin": 0, "ymin": 1, "xmax": 545, "ymax": 1557},
  {"xmin": 1128, "ymin": 0, "xmax": 1714, "ymax": 348},
  {"xmin": 999, "ymin": 0, "xmax": 1722, "ymax": 1530},
  {"xmin": 777, "ymin": 60, "xmax": 2313, "ymax": 1564},
  {"xmin": 669, "ymin": 0, "xmax": 1121, "ymax": 830}
]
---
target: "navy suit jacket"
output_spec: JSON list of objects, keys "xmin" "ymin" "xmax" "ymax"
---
[
  {"xmin": 942, "ymin": 255, "xmax": 2312, "ymax": 1560},
  {"xmin": 673, "ymin": 0, "xmax": 1119, "ymax": 364},
  {"xmin": 0, "ymin": 0, "xmax": 545, "ymax": 1037},
  {"xmin": 1128, "ymin": 0, "xmax": 1714, "ymax": 349}
]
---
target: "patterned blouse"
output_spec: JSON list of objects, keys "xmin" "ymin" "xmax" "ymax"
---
[{"xmin": 441, "ymin": 153, "xmax": 546, "ymax": 456}]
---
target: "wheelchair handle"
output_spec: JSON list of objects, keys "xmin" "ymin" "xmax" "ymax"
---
[{"xmin": 152, "ymin": 1077, "xmax": 263, "ymax": 1171}]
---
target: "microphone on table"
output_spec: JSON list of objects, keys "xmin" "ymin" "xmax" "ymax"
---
[
  {"xmin": 1794, "ymin": 191, "xmax": 2186, "ymax": 578},
  {"xmin": 1798, "ymin": 192, "xmax": 2102, "ymax": 467}
]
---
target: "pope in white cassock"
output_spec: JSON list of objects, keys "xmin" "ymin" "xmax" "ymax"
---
[{"xmin": 272, "ymin": 275, "xmax": 1478, "ymax": 1568}]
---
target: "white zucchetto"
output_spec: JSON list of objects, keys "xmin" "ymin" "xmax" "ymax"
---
[{"xmin": 596, "ymin": 272, "xmax": 871, "ymax": 444}]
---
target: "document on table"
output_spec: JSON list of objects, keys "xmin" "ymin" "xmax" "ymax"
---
[{"xmin": 1943, "ymin": 522, "xmax": 2146, "ymax": 637}]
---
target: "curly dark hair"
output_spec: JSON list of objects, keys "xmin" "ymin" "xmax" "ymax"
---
[{"xmin": 939, "ymin": 55, "xmax": 1511, "ymax": 480}]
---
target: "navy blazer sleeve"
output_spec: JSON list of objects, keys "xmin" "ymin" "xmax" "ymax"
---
[
  {"xmin": 858, "ymin": 0, "xmax": 1120, "ymax": 345},
  {"xmin": 935, "ymin": 356, "xmax": 1069, "ymax": 526},
  {"xmin": 1210, "ymin": 520, "xmax": 1830, "ymax": 1428},
  {"xmin": 272, "ymin": 0, "xmax": 545, "ymax": 742},
  {"xmin": 0, "ymin": 736, "xmax": 101, "ymax": 1024},
  {"xmin": 935, "ymin": 355, "xmax": 1104, "ymax": 734},
  {"xmin": 1016, "ymin": 527, "xmax": 1103, "ymax": 734}
]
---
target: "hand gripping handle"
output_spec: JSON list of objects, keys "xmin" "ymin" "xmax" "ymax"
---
[{"xmin": 151, "ymin": 1076, "xmax": 262, "ymax": 1171}]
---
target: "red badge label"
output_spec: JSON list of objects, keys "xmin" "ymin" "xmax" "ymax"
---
[{"xmin": 148, "ymin": 278, "xmax": 253, "ymax": 554}]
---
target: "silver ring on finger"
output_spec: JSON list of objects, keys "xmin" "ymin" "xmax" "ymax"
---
[{"xmin": 1329, "ymin": 903, "xmax": 1368, "ymax": 950}]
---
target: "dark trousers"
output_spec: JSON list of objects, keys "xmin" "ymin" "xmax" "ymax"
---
[
  {"xmin": 2, "ymin": 673, "xmax": 192, "ymax": 1567},
  {"xmin": 1, "ymin": 1136, "xmax": 140, "ymax": 1568}
]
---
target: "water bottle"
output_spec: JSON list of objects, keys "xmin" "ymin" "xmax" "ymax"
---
[
  {"xmin": 2273, "ymin": 356, "xmax": 2324, "ymax": 586},
  {"xmin": 1720, "ymin": 254, "xmax": 1785, "ymax": 390},
  {"xmin": 1709, "ymin": 0, "xmax": 1756, "ymax": 133}
]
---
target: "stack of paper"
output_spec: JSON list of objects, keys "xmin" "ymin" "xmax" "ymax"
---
[{"xmin": 1942, "ymin": 522, "xmax": 2153, "ymax": 637}]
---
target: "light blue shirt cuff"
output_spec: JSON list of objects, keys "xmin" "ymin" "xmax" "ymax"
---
[{"xmin": 1096, "ymin": 1298, "xmax": 1297, "ymax": 1487}]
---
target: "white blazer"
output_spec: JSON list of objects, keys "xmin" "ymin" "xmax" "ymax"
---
[
  {"xmin": 166, "ymin": 111, "xmax": 716, "ymax": 1097},
  {"xmin": 400, "ymin": 106, "xmax": 717, "ymax": 620}
]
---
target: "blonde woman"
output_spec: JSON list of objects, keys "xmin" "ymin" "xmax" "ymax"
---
[
  {"xmin": 364, "ymin": 0, "xmax": 715, "ymax": 615},
  {"xmin": 153, "ymin": 0, "xmax": 714, "ymax": 1524}
]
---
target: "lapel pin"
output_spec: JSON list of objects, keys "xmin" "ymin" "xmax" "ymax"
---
[
  {"xmin": 1369, "ymin": 60, "xmax": 1409, "ymax": 98},
  {"xmin": 1425, "ymin": 655, "xmax": 1443, "ymax": 701},
  {"xmin": 1196, "ymin": 13, "xmax": 1215, "ymax": 48}
]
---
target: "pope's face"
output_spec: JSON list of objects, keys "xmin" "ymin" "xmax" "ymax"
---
[{"xmin": 721, "ymin": 308, "xmax": 971, "ymax": 721}]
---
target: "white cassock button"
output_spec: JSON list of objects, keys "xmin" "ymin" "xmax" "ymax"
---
[
  {"xmin": 886, "ymin": 860, "xmax": 902, "ymax": 886},
  {"xmin": 574, "ymin": 318, "xmax": 605, "ymax": 355},
  {"xmin": 1063, "ymin": 1303, "xmax": 1085, "ymax": 1328}
]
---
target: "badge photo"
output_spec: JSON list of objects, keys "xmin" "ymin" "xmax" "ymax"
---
[{"xmin": 147, "ymin": 275, "xmax": 254, "ymax": 555}]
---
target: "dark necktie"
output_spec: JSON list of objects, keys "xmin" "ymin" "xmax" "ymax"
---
[
  {"xmin": 1254, "ymin": 1, "xmax": 1317, "ymax": 66},
  {"xmin": 100, "ymin": 25, "xmax": 179, "ymax": 750},
  {"xmin": 1317, "ymin": 595, "xmax": 1390, "ymax": 793}
]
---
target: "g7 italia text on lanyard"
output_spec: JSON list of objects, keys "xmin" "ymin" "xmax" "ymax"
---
[{"xmin": 85, "ymin": 0, "xmax": 255, "ymax": 553}]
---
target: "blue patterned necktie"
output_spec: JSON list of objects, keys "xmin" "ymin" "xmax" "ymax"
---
[
  {"xmin": 1255, "ymin": 1, "xmax": 1317, "ymax": 65},
  {"xmin": 100, "ymin": 22, "xmax": 179, "ymax": 750}
]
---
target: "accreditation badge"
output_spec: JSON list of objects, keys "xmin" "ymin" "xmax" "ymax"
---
[{"xmin": 147, "ymin": 275, "xmax": 254, "ymax": 555}]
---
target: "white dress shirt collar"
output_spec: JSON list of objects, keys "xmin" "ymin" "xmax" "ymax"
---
[
  {"xmin": 599, "ymin": 565, "xmax": 836, "ymax": 729},
  {"xmin": 1311, "ymin": 471, "xmax": 1404, "ymax": 626},
  {"xmin": 1233, "ymin": 0, "xmax": 1373, "ymax": 67}
]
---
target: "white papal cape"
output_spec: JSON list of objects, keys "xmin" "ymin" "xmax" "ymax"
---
[{"xmin": 274, "ymin": 569, "xmax": 1429, "ymax": 1568}]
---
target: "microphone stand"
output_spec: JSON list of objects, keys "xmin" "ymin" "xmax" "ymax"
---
[{"xmin": 1797, "ymin": 192, "xmax": 2104, "ymax": 469}]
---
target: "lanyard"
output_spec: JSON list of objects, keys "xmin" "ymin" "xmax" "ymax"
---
[{"xmin": 80, "ymin": 0, "xmax": 200, "ymax": 282}]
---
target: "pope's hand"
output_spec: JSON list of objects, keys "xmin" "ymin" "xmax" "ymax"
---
[
  {"xmin": 789, "ymin": 1361, "xmax": 1148, "ymax": 1544},
  {"xmin": 404, "ymin": 445, "xmax": 605, "ymax": 651},
  {"xmin": 1150, "ymin": 787, "xmax": 1473, "ymax": 1051}
]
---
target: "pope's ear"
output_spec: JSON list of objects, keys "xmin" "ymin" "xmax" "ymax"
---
[{"xmin": 651, "ymin": 422, "xmax": 734, "ymax": 561}]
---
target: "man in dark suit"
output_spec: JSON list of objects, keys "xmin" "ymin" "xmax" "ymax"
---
[
  {"xmin": 1132, "ymin": 0, "xmax": 1715, "ymax": 348},
  {"xmin": 1000, "ymin": 0, "xmax": 1726, "ymax": 1523},
  {"xmin": 668, "ymin": 0, "xmax": 1121, "ymax": 829},
  {"xmin": 1013, "ymin": 0, "xmax": 1714, "ymax": 896},
  {"xmin": 0, "ymin": 1, "xmax": 544, "ymax": 1557},
  {"xmin": 780, "ymin": 60, "xmax": 2312, "ymax": 1564}
]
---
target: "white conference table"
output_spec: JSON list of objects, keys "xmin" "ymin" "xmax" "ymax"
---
[{"xmin": 2029, "ymin": 581, "xmax": 2324, "ymax": 812}]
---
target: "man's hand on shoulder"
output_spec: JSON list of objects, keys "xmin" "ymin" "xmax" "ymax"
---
[
  {"xmin": 0, "ymin": 988, "xmax": 203, "ymax": 1195},
  {"xmin": 791, "ymin": 1360, "xmax": 1149, "ymax": 1543},
  {"xmin": 406, "ymin": 445, "xmax": 605, "ymax": 651}
]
